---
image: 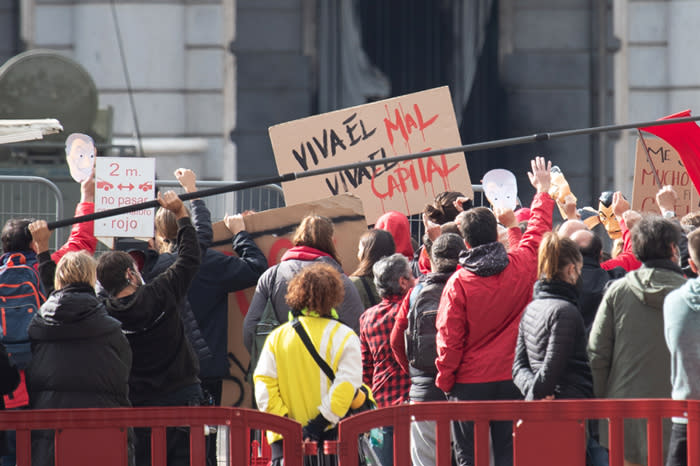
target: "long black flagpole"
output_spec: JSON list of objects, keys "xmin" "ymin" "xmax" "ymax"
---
[{"xmin": 46, "ymin": 114, "xmax": 700, "ymax": 230}]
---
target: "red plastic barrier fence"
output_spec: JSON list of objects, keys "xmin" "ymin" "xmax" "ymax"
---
[
  {"xmin": 0, "ymin": 406, "xmax": 303, "ymax": 466},
  {"xmin": 329, "ymin": 399, "xmax": 697, "ymax": 466}
]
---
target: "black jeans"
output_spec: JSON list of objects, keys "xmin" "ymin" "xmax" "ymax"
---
[
  {"xmin": 447, "ymin": 380, "xmax": 522, "ymax": 466},
  {"xmin": 201, "ymin": 378, "xmax": 222, "ymax": 466},
  {"xmin": 666, "ymin": 423, "xmax": 687, "ymax": 466},
  {"xmin": 134, "ymin": 383, "xmax": 204, "ymax": 466}
]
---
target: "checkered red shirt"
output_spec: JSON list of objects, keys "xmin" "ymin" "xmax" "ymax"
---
[{"xmin": 359, "ymin": 296, "xmax": 411, "ymax": 408}]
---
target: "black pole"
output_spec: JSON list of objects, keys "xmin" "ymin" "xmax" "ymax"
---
[{"xmin": 46, "ymin": 114, "xmax": 700, "ymax": 230}]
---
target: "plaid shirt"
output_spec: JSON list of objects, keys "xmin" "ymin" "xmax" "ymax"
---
[{"xmin": 359, "ymin": 295, "xmax": 411, "ymax": 408}]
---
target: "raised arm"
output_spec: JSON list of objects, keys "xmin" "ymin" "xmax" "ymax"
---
[
  {"xmin": 51, "ymin": 172, "xmax": 98, "ymax": 263},
  {"xmin": 175, "ymin": 168, "xmax": 213, "ymax": 253},
  {"xmin": 28, "ymin": 220, "xmax": 56, "ymax": 295},
  {"xmin": 148, "ymin": 191, "xmax": 201, "ymax": 300}
]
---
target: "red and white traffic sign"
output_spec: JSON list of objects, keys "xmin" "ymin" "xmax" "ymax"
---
[{"xmin": 95, "ymin": 157, "xmax": 156, "ymax": 238}]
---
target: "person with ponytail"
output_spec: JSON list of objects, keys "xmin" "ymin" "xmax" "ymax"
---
[{"xmin": 512, "ymin": 232, "xmax": 593, "ymax": 401}]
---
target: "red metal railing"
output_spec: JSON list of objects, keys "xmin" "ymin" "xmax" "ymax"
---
[
  {"xmin": 329, "ymin": 399, "xmax": 696, "ymax": 466},
  {"xmin": 1, "ymin": 400, "xmax": 699, "ymax": 465},
  {"xmin": 0, "ymin": 406, "xmax": 302, "ymax": 466}
]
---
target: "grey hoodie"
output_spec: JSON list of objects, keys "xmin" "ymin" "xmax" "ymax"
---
[{"xmin": 664, "ymin": 277, "xmax": 700, "ymax": 418}]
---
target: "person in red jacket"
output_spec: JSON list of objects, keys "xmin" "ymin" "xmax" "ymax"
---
[{"xmin": 436, "ymin": 156, "xmax": 554, "ymax": 466}]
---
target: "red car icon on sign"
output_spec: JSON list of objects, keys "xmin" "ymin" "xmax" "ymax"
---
[
  {"xmin": 97, "ymin": 180, "xmax": 114, "ymax": 191},
  {"xmin": 138, "ymin": 181, "xmax": 153, "ymax": 192}
]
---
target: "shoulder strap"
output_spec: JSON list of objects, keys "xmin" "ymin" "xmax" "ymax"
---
[
  {"xmin": 409, "ymin": 282, "xmax": 424, "ymax": 310},
  {"xmin": 359, "ymin": 276, "xmax": 379, "ymax": 307},
  {"xmin": 291, "ymin": 318, "xmax": 335, "ymax": 382}
]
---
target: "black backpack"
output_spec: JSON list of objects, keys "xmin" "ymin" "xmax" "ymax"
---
[{"xmin": 404, "ymin": 282, "xmax": 439, "ymax": 375}]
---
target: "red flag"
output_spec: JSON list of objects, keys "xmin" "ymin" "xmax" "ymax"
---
[{"xmin": 639, "ymin": 109, "xmax": 700, "ymax": 194}]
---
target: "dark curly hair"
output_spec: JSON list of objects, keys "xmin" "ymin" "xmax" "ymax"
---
[
  {"xmin": 423, "ymin": 191, "xmax": 466, "ymax": 225},
  {"xmin": 286, "ymin": 263, "xmax": 345, "ymax": 317}
]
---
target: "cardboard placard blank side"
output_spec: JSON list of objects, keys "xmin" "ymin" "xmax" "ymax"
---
[{"xmin": 213, "ymin": 194, "xmax": 367, "ymax": 407}]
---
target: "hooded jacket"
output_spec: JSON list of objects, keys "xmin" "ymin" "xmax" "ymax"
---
[
  {"xmin": 588, "ymin": 260, "xmax": 684, "ymax": 399},
  {"xmin": 663, "ymin": 278, "xmax": 700, "ymax": 410},
  {"xmin": 513, "ymin": 280, "xmax": 593, "ymax": 401},
  {"xmin": 435, "ymin": 192, "xmax": 554, "ymax": 392},
  {"xmin": 101, "ymin": 218, "xmax": 201, "ymax": 405},
  {"xmin": 375, "ymin": 211, "xmax": 414, "ymax": 259},
  {"xmin": 243, "ymin": 246, "xmax": 363, "ymax": 354},
  {"xmin": 27, "ymin": 284, "xmax": 132, "ymax": 466},
  {"xmin": 27, "ymin": 284, "xmax": 132, "ymax": 409},
  {"xmin": 588, "ymin": 260, "xmax": 684, "ymax": 465}
]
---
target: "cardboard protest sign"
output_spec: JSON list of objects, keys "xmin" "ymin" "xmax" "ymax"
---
[
  {"xmin": 632, "ymin": 137, "xmax": 700, "ymax": 215},
  {"xmin": 269, "ymin": 86, "xmax": 473, "ymax": 225},
  {"xmin": 211, "ymin": 194, "xmax": 366, "ymax": 408}
]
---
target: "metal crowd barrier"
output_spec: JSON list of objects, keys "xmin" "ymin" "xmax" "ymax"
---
[
  {"xmin": 155, "ymin": 181, "xmax": 285, "ymax": 221},
  {"xmin": 0, "ymin": 406, "xmax": 303, "ymax": 466},
  {"xmin": 0, "ymin": 175, "xmax": 64, "ymax": 250},
  {"xmin": 331, "ymin": 399, "xmax": 689, "ymax": 466},
  {"xmin": 1, "ymin": 399, "xmax": 696, "ymax": 466}
]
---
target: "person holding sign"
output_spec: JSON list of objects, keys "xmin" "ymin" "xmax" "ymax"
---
[
  {"xmin": 436, "ymin": 156, "xmax": 555, "ymax": 466},
  {"xmin": 96, "ymin": 190, "xmax": 202, "ymax": 466}
]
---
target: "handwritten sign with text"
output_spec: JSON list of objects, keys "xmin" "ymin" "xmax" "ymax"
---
[
  {"xmin": 95, "ymin": 157, "xmax": 156, "ymax": 237},
  {"xmin": 269, "ymin": 86, "xmax": 473, "ymax": 224},
  {"xmin": 632, "ymin": 137, "xmax": 700, "ymax": 215}
]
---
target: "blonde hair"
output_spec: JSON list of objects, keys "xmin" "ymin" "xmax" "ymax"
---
[
  {"xmin": 55, "ymin": 251, "xmax": 97, "ymax": 290},
  {"xmin": 537, "ymin": 232, "xmax": 582, "ymax": 282},
  {"xmin": 154, "ymin": 206, "xmax": 178, "ymax": 253},
  {"xmin": 611, "ymin": 238, "xmax": 624, "ymax": 259}
]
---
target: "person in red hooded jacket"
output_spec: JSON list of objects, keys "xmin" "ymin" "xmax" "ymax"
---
[
  {"xmin": 436, "ymin": 157, "xmax": 554, "ymax": 466},
  {"xmin": 375, "ymin": 211, "xmax": 414, "ymax": 260}
]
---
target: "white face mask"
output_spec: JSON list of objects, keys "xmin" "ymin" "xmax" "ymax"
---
[{"xmin": 483, "ymin": 169, "xmax": 518, "ymax": 211}]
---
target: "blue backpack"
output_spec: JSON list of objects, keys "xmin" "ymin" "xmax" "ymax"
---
[{"xmin": 0, "ymin": 253, "xmax": 46, "ymax": 369}]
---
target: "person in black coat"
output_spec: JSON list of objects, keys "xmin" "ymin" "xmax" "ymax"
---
[
  {"xmin": 25, "ymin": 247, "xmax": 132, "ymax": 466},
  {"xmin": 96, "ymin": 191, "xmax": 202, "ymax": 466},
  {"xmin": 513, "ymin": 232, "xmax": 593, "ymax": 401},
  {"xmin": 569, "ymin": 230, "xmax": 625, "ymax": 334}
]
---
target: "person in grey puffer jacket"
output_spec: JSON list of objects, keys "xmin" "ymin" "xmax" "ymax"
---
[
  {"xmin": 243, "ymin": 215, "xmax": 363, "ymax": 355},
  {"xmin": 513, "ymin": 232, "xmax": 592, "ymax": 401},
  {"xmin": 663, "ymin": 227, "xmax": 700, "ymax": 466}
]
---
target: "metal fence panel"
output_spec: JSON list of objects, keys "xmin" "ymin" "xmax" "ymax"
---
[
  {"xmin": 0, "ymin": 175, "xmax": 64, "ymax": 250},
  {"xmin": 155, "ymin": 181, "xmax": 285, "ymax": 221}
]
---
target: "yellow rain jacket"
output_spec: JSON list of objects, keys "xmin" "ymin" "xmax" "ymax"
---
[{"xmin": 254, "ymin": 314, "xmax": 362, "ymax": 444}]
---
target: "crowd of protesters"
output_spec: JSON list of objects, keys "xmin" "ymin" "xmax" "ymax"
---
[{"xmin": 2, "ymin": 152, "xmax": 700, "ymax": 466}]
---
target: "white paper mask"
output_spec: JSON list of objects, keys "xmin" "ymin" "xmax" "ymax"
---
[
  {"xmin": 483, "ymin": 169, "xmax": 518, "ymax": 211},
  {"xmin": 65, "ymin": 133, "xmax": 96, "ymax": 183}
]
